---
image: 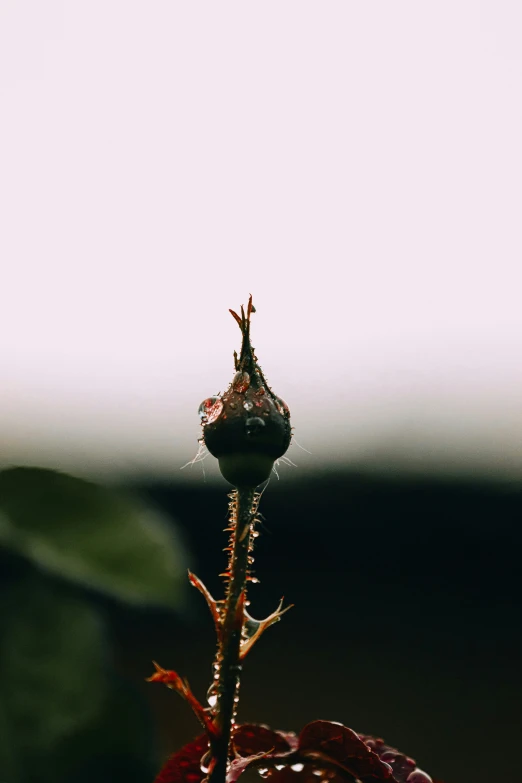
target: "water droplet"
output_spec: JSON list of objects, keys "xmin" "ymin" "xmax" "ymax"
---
[
  {"xmin": 313, "ymin": 771, "xmax": 323, "ymax": 777},
  {"xmin": 243, "ymin": 401, "xmax": 254, "ymax": 411},
  {"xmin": 406, "ymin": 771, "xmax": 433, "ymax": 783},
  {"xmin": 206, "ymin": 683, "xmax": 218, "ymax": 708},
  {"xmin": 200, "ymin": 751, "xmax": 212, "ymax": 774},
  {"xmin": 291, "ymin": 764, "xmax": 304, "ymax": 772},
  {"xmin": 199, "ymin": 397, "xmax": 224, "ymax": 424},
  {"xmin": 252, "ymin": 531, "xmax": 260, "ymax": 538},
  {"xmin": 233, "ymin": 371, "xmax": 250, "ymax": 393},
  {"xmin": 275, "ymin": 765, "xmax": 285, "ymax": 771},
  {"xmin": 258, "ymin": 768, "xmax": 269, "ymax": 778}
]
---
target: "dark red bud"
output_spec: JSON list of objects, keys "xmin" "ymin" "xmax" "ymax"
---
[{"xmin": 199, "ymin": 296, "xmax": 291, "ymax": 487}]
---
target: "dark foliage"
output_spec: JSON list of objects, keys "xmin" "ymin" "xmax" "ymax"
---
[{"xmin": 154, "ymin": 722, "xmax": 438, "ymax": 783}]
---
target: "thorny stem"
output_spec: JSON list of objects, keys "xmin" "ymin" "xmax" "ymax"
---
[
  {"xmin": 208, "ymin": 486, "xmax": 256, "ymax": 783},
  {"xmin": 149, "ymin": 296, "xmax": 293, "ymax": 783}
]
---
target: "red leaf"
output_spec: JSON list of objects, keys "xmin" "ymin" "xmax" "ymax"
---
[
  {"xmin": 233, "ymin": 724, "xmax": 297, "ymax": 756},
  {"xmin": 155, "ymin": 723, "xmax": 435, "ymax": 783},
  {"xmin": 298, "ymin": 721, "xmax": 394, "ymax": 782},
  {"xmin": 357, "ymin": 732, "xmax": 433, "ymax": 783},
  {"xmin": 227, "ymin": 725, "xmax": 299, "ymax": 783},
  {"xmin": 154, "ymin": 734, "xmax": 208, "ymax": 783}
]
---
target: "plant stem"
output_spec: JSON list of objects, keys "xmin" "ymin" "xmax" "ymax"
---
[{"xmin": 209, "ymin": 486, "xmax": 256, "ymax": 783}]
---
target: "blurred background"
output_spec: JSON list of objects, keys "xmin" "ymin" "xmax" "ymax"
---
[{"xmin": 0, "ymin": 2, "xmax": 521, "ymax": 782}]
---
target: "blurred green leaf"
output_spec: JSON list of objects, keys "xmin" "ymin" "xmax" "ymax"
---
[
  {"xmin": 0, "ymin": 467, "xmax": 186, "ymax": 608},
  {"xmin": 0, "ymin": 576, "xmax": 107, "ymax": 783},
  {"xmin": 54, "ymin": 678, "xmax": 156, "ymax": 783},
  {"xmin": 0, "ymin": 701, "xmax": 19, "ymax": 781}
]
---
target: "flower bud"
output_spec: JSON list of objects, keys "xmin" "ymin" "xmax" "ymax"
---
[{"xmin": 198, "ymin": 297, "xmax": 291, "ymax": 487}]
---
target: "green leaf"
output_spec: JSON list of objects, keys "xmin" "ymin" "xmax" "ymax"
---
[
  {"xmin": 0, "ymin": 576, "xmax": 107, "ymax": 783},
  {"xmin": 0, "ymin": 701, "xmax": 19, "ymax": 782},
  {"xmin": 0, "ymin": 467, "xmax": 186, "ymax": 608},
  {"xmin": 53, "ymin": 679, "xmax": 156, "ymax": 783}
]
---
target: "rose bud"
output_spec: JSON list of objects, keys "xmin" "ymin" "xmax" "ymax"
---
[{"xmin": 199, "ymin": 296, "xmax": 291, "ymax": 487}]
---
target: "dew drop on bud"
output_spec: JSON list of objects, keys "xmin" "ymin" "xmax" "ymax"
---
[
  {"xmin": 291, "ymin": 764, "xmax": 304, "ymax": 772},
  {"xmin": 233, "ymin": 371, "xmax": 251, "ymax": 393},
  {"xmin": 243, "ymin": 401, "xmax": 254, "ymax": 411},
  {"xmin": 406, "ymin": 771, "xmax": 433, "ymax": 783},
  {"xmin": 199, "ymin": 397, "xmax": 224, "ymax": 424}
]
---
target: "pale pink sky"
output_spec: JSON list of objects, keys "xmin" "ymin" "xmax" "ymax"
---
[{"xmin": 1, "ymin": 2, "xmax": 521, "ymax": 481}]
